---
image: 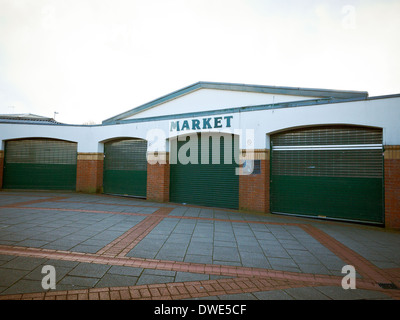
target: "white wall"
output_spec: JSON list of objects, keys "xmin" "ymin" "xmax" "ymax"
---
[
  {"xmin": 241, "ymin": 97, "xmax": 400, "ymax": 148},
  {"xmin": 1, "ymin": 96, "xmax": 399, "ymax": 153},
  {"xmin": 124, "ymin": 88, "xmax": 319, "ymax": 120}
]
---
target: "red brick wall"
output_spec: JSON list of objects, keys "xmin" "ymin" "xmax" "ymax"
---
[
  {"xmin": 76, "ymin": 153, "xmax": 104, "ymax": 193},
  {"xmin": 147, "ymin": 159, "xmax": 170, "ymax": 202},
  {"xmin": 385, "ymin": 146, "xmax": 400, "ymax": 230},
  {"xmin": 239, "ymin": 150, "xmax": 269, "ymax": 213}
]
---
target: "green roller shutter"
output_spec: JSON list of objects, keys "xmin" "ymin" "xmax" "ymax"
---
[
  {"xmin": 270, "ymin": 126, "xmax": 384, "ymax": 224},
  {"xmin": 170, "ymin": 133, "xmax": 239, "ymax": 209},
  {"xmin": 103, "ymin": 139, "xmax": 147, "ymax": 197},
  {"xmin": 3, "ymin": 138, "xmax": 77, "ymax": 190}
]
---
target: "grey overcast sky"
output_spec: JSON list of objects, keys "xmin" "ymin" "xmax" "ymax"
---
[{"xmin": 0, "ymin": 0, "xmax": 399, "ymax": 124}]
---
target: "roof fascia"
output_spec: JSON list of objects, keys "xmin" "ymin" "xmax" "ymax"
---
[{"xmin": 102, "ymin": 81, "xmax": 369, "ymax": 124}]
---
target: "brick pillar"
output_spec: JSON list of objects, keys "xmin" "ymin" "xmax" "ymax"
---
[
  {"xmin": 146, "ymin": 152, "xmax": 170, "ymax": 202},
  {"xmin": 0, "ymin": 150, "xmax": 3, "ymax": 189},
  {"xmin": 384, "ymin": 145, "xmax": 400, "ymax": 230},
  {"xmin": 76, "ymin": 153, "xmax": 104, "ymax": 193},
  {"xmin": 239, "ymin": 149, "xmax": 270, "ymax": 213}
]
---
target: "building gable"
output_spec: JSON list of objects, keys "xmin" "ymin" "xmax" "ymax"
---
[{"xmin": 102, "ymin": 81, "xmax": 368, "ymax": 124}]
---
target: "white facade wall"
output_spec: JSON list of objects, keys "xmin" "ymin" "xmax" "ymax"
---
[
  {"xmin": 1, "ymin": 96, "xmax": 399, "ymax": 152},
  {"xmin": 123, "ymin": 88, "xmax": 319, "ymax": 120}
]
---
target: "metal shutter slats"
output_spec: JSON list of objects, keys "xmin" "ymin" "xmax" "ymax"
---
[
  {"xmin": 271, "ymin": 126, "xmax": 384, "ymax": 224},
  {"xmin": 103, "ymin": 139, "xmax": 147, "ymax": 197},
  {"xmin": 170, "ymin": 134, "xmax": 239, "ymax": 209},
  {"xmin": 3, "ymin": 139, "xmax": 77, "ymax": 190}
]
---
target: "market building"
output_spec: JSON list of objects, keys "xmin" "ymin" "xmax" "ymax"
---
[{"xmin": 0, "ymin": 82, "xmax": 399, "ymax": 229}]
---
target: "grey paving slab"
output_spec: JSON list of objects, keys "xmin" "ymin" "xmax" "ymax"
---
[
  {"xmin": 0, "ymin": 268, "xmax": 30, "ymax": 287},
  {"xmin": 283, "ymin": 286, "xmax": 331, "ymax": 300},
  {"xmin": 165, "ymin": 234, "xmax": 192, "ymax": 243},
  {"xmin": 142, "ymin": 269, "xmax": 176, "ymax": 277},
  {"xmin": 235, "ymin": 236, "xmax": 258, "ymax": 245},
  {"xmin": 350, "ymin": 288, "xmax": 394, "ymax": 300},
  {"xmin": 216, "ymin": 293, "xmax": 258, "ymax": 300},
  {"xmin": 1, "ymin": 279, "xmax": 45, "ymax": 295},
  {"xmin": 240, "ymin": 252, "xmax": 271, "ymax": 269},
  {"xmin": 107, "ymin": 266, "xmax": 143, "ymax": 277},
  {"xmin": 158, "ymin": 243, "xmax": 188, "ymax": 256},
  {"xmin": 95, "ymin": 274, "xmax": 139, "ymax": 288},
  {"xmin": 187, "ymin": 244, "xmax": 213, "ymax": 256},
  {"xmin": 24, "ymin": 265, "xmax": 72, "ymax": 282},
  {"xmin": 127, "ymin": 248, "xmax": 158, "ymax": 259},
  {"xmin": 16, "ymin": 239, "xmax": 49, "ymax": 247},
  {"xmin": 155, "ymin": 252, "xmax": 185, "ymax": 261},
  {"xmin": 184, "ymin": 254, "xmax": 213, "ymax": 264},
  {"xmin": 191, "ymin": 236, "xmax": 213, "ymax": 244},
  {"xmin": 317, "ymin": 254, "xmax": 347, "ymax": 271},
  {"xmin": 1, "ymin": 191, "xmax": 400, "ymax": 300},
  {"xmin": 136, "ymin": 274, "xmax": 175, "ymax": 285},
  {"xmin": 0, "ymin": 233, "xmax": 28, "ymax": 242},
  {"xmin": 213, "ymin": 246, "xmax": 241, "ymax": 262},
  {"xmin": 298, "ymin": 263, "xmax": 332, "ymax": 275},
  {"xmin": 212, "ymin": 260, "xmax": 242, "ymax": 266},
  {"xmin": 0, "ymin": 255, "xmax": 17, "ymax": 262},
  {"xmin": 206, "ymin": 286, "xmax": 390, "ymax": 300},
  {"xmin": 44, "ymin": 259, "xmax": 79, "ymax": 268},
  {"xmin": 189, "ymin": 295, "xmax": 220, "ymax": 300},
  {"xmin": 268, "ymin": 257, "xmax": 299, "ymax": 269},
  {"xmin": 79, "ymin": 239, "xmax": 111, "ymax": 247},
  {"xmin": 214, "ymin": 240, "xmax": 237, "ymax": 248},
  {"xmin": 29, "ymin": 232, "xmax": 65, "ymax": 242},
  {"xmin": 175, "ymin": 272, "xmax": 210, "ymax": 282},
  {"xmin": 0, "ymin": 240, "xmax": 16, "ymax": 246},
  {"xmin": 57, "ymin": 275, "xmax": 100, "ymax": 289},
  {"xmin": 0, "ymin": 256, "xmax": 166, "ymax": 295},
  {"xmin": 68, "ymin": 263, "xmax": 111, "ymax": 278},
  {"xmin": 173, "ymin": 225, "xmax": 196, "ymax": 235},
  {"xmin": 1, "ymin": 256, "xmax": 45, "ymax": 271},
  {"xmin": 314, "ymin": 286, "xmax": 391, "ymax": 300},
  {"xmin": 237, "ymin": 243, "xmax": 264, "ymax": 254},
  {"xmin": 71, "ymin": 244, "xmax": 104, "ymax": 253},
  {"xmin": 291, "ymin": 252, "xmax": 321, "ymax": 264},
  {"xmin": 320, "ymin": 225, "xmax": 400, "ymax": 269},
  {"xmin": 253, "ymin": 290, "xmax": 295, "ymax": 300},
  {"xmin": 262, "ymin": 247, "xmax": 291, "ymax": 259}
]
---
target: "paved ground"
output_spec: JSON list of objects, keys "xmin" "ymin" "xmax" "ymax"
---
[{"xmin": 0, "ymin": 190, "xmax": 399, "ymax": 300}]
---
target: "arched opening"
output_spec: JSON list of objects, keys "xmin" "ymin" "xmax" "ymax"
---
[
  {"xmin": 3, "ymin": 138, "xmax": 77, "ymax": 190},
  {"xmin": 103, "ymin": 138, "xmax": 147, "ymax": 198},
  {"xmin": 169, "ymin": 132, "xmax": 239, "ymax": 209},
  {"xmin": 269, "ymin": 125, "xmax": 384, "ymax": 224}
]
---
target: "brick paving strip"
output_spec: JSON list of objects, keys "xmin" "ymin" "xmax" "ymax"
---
[
  {"xmin": 1, "ymin": 196, "xmax": 400, "ymax": 300},
  {"xmin": 301, "ymin": 224, "xmax": 394, "ymax": 284},
  {"xmin": 0, "ymin": 244, "xmax": 344, "ymax": 282},
  {"xmin": 1, "ymin": 243, "xmax": 399, "ymax": 300},
  {"xmin": 54, "ymin": 199, "xmax": 162, "ymax": 209},
  {"xmin": 4, "ymin": 203, "xmax": 399, "ymax": 284},
  {"xmin": 96, "ymin": 207, "xmax": 174, "ymax": 257},
  {"xmin": 0, "ymin": 276, "xmax": 331, "ymax": 301},
  {"xmin": 3, "ymin": 196, "xmax": 70, "ymax": 207}
]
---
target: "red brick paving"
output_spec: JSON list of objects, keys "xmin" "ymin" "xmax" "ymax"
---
[
  {"xmin": 301, "ymin": 224, "xmax": 394, "ymax": 284},
  {"xmin": 0, "ymin": 274, "xmax": 396, "ymax": 301},
  {"xmin": 4, "ymin": 196, "xmax": 69, "ymax": 207},
  {"xmin": 97, "ymin": 207, "xmax": 173, "ymax": 257},
  {"xmin": 0, "ymin": 194, "xmax": 399, "ymax": 300}
]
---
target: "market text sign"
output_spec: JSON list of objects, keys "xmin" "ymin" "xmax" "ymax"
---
[{"xmin": 170, "ymin": 115, "xmax": 233, "ymax": 132}]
